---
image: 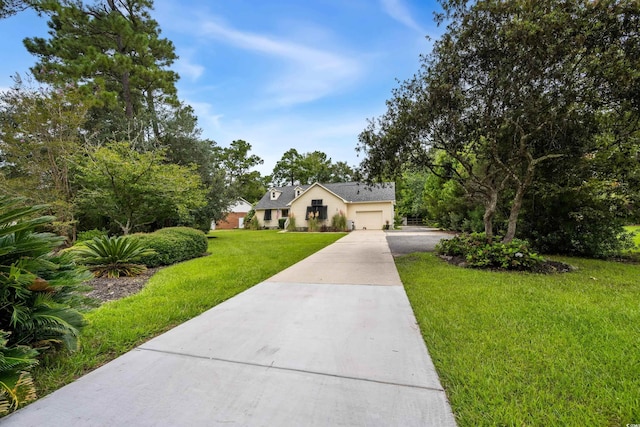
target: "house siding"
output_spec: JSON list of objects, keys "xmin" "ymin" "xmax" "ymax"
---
[
  {"xmin": 289, "ymin": 186, "xmax": 347, "ymax": 227},
  {"xmin": 256, "ymin": 208, "xmax": 288, "ymax": 229}
]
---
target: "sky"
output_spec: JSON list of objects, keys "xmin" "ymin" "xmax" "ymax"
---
[{"xmin": 0, "ymin": 0, "xmax": 445, "ymax": 176}]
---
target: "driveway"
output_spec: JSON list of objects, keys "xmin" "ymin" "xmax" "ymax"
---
[
  {"xmin": 4, "ymin": 231, "xmax": 456, "ymax": 426},
  {"xmin": 385, "ymin": 226, "xmax": 455, "ymax": 256}
]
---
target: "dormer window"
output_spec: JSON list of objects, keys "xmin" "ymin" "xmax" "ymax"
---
[
  {"xmin": 269, "ymin": 188, "xmax": 281, "ymax": 201},
  {"xmin": 295, "ymin": 186, "xmax": 303, "ymax": 198}
]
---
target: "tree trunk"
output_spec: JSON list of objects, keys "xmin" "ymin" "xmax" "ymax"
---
[
  {"xmin": 483, "ymin": 189, "xmax": 498, "ymax": 242},
  {"xmin": 503, "ymin": 184, "xmax": 525, "ymax": 243},
  {"xmin": 503, "ymin": 162, "xmax": 536, "ymax": 243},
  {"xmin": 147, "ymin": 90, "xmax": 160, "ymax": 140}
]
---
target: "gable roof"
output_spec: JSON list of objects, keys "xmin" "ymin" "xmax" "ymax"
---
[{"xmin": 255, "ymin": 182, "xmax": 395, "ymax": 210}]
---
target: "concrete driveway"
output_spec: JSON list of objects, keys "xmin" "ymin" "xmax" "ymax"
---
[
  {"xmin": 385, "ymin": 226, "xmax": 455, "ymax": 256},
  {"xmin": 4, "ymin": 231, "xmax": 456, "ymax": 426}
]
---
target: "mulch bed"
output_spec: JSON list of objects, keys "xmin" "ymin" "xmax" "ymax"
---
[
  {"xmin": 83, "ymin": 267, "xmax": 163, "ymax": 304},
  {"xmin": 440, "ymin": 255, "xmax": 575, "ymax": 273}
]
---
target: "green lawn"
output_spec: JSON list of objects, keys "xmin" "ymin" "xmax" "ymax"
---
[
  {"xmin": 34, "ymin": 230, "xmax": 344, "ymax": 396},
  {"xmin": 397, "ymin": 253, "xmax": 640, "ymax": 426}
]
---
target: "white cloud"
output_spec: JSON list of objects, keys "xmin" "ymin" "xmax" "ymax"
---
[
  {"xmin": 174, "ymin": 56, "xmax": 205, "ymax": 82},
  {"xmin": 380, "ymin": 0, "xmax": 426, "ymax": 33},
  {"xmin": 198, "ymin": 19, "xmax": 362, "ymax": 106},
  {"xmin": 186, "ymin": 99, "xmax": 224, "ymax": 134}
]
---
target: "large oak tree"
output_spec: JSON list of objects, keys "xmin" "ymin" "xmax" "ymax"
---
[{"xmin": 358, "ymin": 0, "xmax": 640, "ymax": 242}]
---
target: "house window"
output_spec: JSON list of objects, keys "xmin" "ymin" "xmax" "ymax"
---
[
  {"xmin": 264, "ymin": 209, "xmax": 272, "ymax": 221},
  {"xmin": 281, "ymin": 209, "xmax": 289, "ymax": 217},
  {"xmin": 306, "ymin": 205, "xmax": 328, "ymax": 220},
  {"xmin": 271, "ymin": 192, "xmax": 276, "ymax": 199},
  {"xmin": 311, "ymin": 199, "xmax": 323, "ymax": 206}
]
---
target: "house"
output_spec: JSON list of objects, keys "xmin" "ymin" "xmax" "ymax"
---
[
  {"xmin": 212, "ymin": 198, "xmax": 252, "ymax": 230},
  {"xmin": 254, "ymin": 182, "xmax": 395, "ymax": 230}
]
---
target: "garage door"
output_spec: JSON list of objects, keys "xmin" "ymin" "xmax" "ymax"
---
[{"xmin": 355, "ymin": 211, "xmax": 383, "ymax": 230}]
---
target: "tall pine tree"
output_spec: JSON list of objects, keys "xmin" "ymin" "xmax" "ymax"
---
[{"xmin": 24, "ymin": 0, "xmax": 178, "ymax": 142}]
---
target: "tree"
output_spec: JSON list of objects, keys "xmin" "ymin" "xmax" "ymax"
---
[
  {"xmin": 0, "ymin": 0, "xmax": 35, "ymax": 18},
  {"xmin": 330, "ymin": 161, "xmax": 356, "ymax": 183},
  {"xmin": 0, "ymin": 79, "xmax": 90, "ymax": 240},
  {"xmin": 271, "ymin": 148, "xmax": 302, "ymax": 186},
  {"xmin": 271, "ymin": 149, "xmax": 355, "ymax": 186},
  {"xmin": 76, "ymin": 142, "xmax": 206, "ymax": 235},
  {"xmin": 216, "ymin": 139, "xmax": 265, "ymax": 202},
  {"xmin": 24, "ymin": 0, "xmax": 179, "ymax": 141},
  {"xmin": 358, "ymin": 0, "xmax": 640, "ymax": 243}
]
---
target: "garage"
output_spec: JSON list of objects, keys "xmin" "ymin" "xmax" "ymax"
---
[{"xmin": 355, "ymin": 210, "xmax": 383, "ymax": 230}]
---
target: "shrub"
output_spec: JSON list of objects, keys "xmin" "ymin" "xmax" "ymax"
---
[
  {"xmin": 0, "ymin": 197, "xmax": 92, "ymax": 352},
  {"xmin": 0, "ymin": 331, "xmax": 38, "ymax": 415},
  {"xmin": 286, "ymin": 213, "xmax": 297, "ymax": 231},
  {"xmin": 436, "ymin": 233, "xmax": 544, "ymax": 271},
  {"xmin": 278, "ymin": 218, "xmax": 287, "ymax": 229},
  {"xmin": 248, "ymin": 215, "xmax": 260, "ymax": 230},
  {"xmin": 307, "ymin": 211, "xmax": 319, "ymax": 232},
  {"xmin": 76, "ymin": 229, "xmax": 108, "ymax": 242},
  {"xmin": 244, "ymin": 209, "xmax": 255, "ymax": 229},
  {"xmin": 331, "ymin": 211, "xmax": 347, "ymax": 231},
  {"xmin": 73, "ymin": 236, "xmax": 155, "ymax": 278},
  {"xmin": 133, "ymin": 227, "xmax": 208, "ymax": 268}
]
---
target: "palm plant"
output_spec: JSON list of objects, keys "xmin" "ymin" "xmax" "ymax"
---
[
  {"xmin": 73, "ymin": 235, "xmax": 155, "ymax": 278},
  {"xmin": 0, "ymin": 196, "xmax": 92, "ymax": 351},
  {"xmin": 0, "ymin": 331, "xmax": 38, "ymax": 415}
]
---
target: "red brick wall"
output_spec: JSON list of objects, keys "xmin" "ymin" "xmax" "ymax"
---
[{"xmin": 216, "ymin": 212, "xmax": 247, "ymax": 229}]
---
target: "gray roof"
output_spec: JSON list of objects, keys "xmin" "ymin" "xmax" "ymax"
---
[{"xmin": 255, "ymin": 182, "xmax": 395, "ymax": 210}]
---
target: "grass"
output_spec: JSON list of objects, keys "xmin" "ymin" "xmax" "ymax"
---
[
  {"xmin": 397, "ymin": 253, "xmax": 640, "ymax": 426},
  {"xmin": 34, "ymin": 230, "xmax": 344, "ymax": 397}
]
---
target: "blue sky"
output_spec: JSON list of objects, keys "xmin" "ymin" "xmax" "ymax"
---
[{"xmin": 0, "ymin": 0, "xmax": 444, "ymax": 175}]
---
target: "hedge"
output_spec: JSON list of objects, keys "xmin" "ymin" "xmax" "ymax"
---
[{"xmin": 133, "ymin": 227, "xmax": 208, "ymax": 267}]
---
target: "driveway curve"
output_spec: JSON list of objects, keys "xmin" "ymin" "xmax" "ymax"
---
[{"xmin": 385, "ymin": 226, "xmax": 455, "ymax": 256}]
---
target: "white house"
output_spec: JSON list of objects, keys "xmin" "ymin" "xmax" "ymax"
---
[{"xmin": 254, "ymin": 182, "xmax": 395, "ymax": 230}]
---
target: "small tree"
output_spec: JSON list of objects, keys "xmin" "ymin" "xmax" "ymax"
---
[{"xmin": 77, "ymin": 142, "xmax": 206, "ymax": 234}]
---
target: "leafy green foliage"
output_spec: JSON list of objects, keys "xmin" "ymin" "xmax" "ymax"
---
[
  {"xmin": 271, "ymin": 148, "xmax": 355, "ymax": 186},
  {"xmin": 76, "ymin": 229, "xmax": 108, "ymax": 243},
  {"xmin": 0, "ymin": 331, "xmax": 38, "ymax": 415},
  {"xmin": 133, "ymin": 227, "xmax": 207, "ymax": 267},
  {"xmin": 0, "ymin": 81, "xmax": 90, "ymax": 241},
  {"xmin": 73, "ymin": 236, "xmax": 155, "ymax": 278},
  {"xmin": 215, "ymin": 139, "xmax": 266, "ymax": 204},
  {"xmin": 358, "ymin": 0, "xmax": 640, "ymax": 244},
  {"xmin": 77, "ymin": 142, "xmax": 206, "ymax": 235},
  {"xmin": 0, "ymin": 196, "xmax": 92, "ymax": 357},
  {"xmin": 436, "ymin": 233, "xmax": 544, "ymax": 271}
]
